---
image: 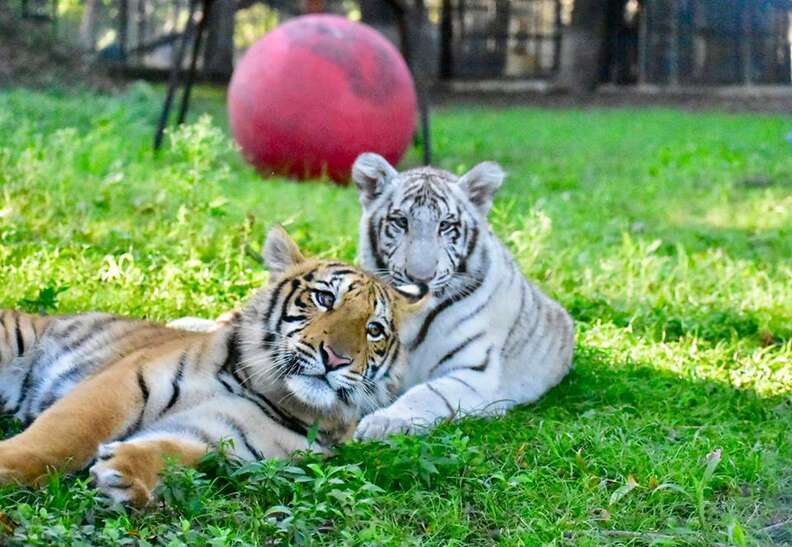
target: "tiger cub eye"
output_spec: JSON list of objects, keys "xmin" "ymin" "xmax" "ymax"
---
[
  {"xmin": 366, "ymin": 321, "xmax": 385, "ymax": 338},
  {"xmin": 313, "ymin": 290, "xmax": 335, "ymax": 309}
]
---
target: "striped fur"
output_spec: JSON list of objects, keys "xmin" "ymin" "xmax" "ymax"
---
[
  {"xmin": 0, "ymin": 227, "xmax": 422, "ymax": 506},
  {"xmin": 351, "ymin": 154, "xmax": 575, "ymax": 439}
]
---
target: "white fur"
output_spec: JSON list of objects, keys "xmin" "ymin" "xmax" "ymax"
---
[{"xmin": 352, "ymin": 155, "xmax": 575, "ymax": 439}]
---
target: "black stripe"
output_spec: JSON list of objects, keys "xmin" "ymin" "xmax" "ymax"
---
[
  {"xmin": 48, "ymin": 360, "xmax": 90, "ymax": 389},
  {"xmin": 276, "ymin": 280, "xmax": 302, "ymax": 330},
  {"xmin": 448, "ymin": 285, "xmax": 497, "ymax": 332},
  {"xmin": 221, "ymin": 415, "xmax": 263, "ymax": 460},
  {"xmin": 329, "ymin": 269, "xmax": 358, "ymax": 276},
  {"xmin": 446, "ymin": 375, "xmax": 479, "ymax": 394},
  {"xmin": 299, "ymin": 266, "xmax": 321, "ymax": 282},
  {"xmin": 32, "ymin": 361, "xmax": 97, "ymax": 416},
  {"xmin": 223, "ymin": 327, "xmax": 242, "ymax": 374},
  {"xmin": 181, "ymin": 425, "xmax": 216, "ymax": 447},
  {"xmin": 217, "ymin": 373, "xmax": 236, "ymax": 394},
  {"xmin": 75, "ymin": 323, "xmax": 159, "ymax": 373},
  {"xmin": 506, "ymin": 287, "xmax": 542, "ymax": 359},
  {"xmin": 458, "ymin": 225, "xmax": 479, "ymax": 274},
  {"xmin": 262, "ymin": 332, "xmax": 277, "ymax": 351},
  {"xmin": 426, "ymin": 383, "xmax": 455, "ymax": 416},
  {"xmin": 11, "ymin": 359, "xmax": 37, "ymax": 415},
  {"xmin": 372, "ymin": 336, "xmax": 398, "ymax": 379},
  {"xmin": 471, "ymin": 346, "xmax": 493, "ymax": 372},
  {"xmin": 127, "ymin": 369, "xmax": 150, "ymax": 435},
  {"xmin": 409, "ymin": 247, "xmax": 489, "ymax": 351},
  {"xmin": 282, "ymin": 314, "xmax": 306, "ymax": 323},
  {"xmin": 53, "ymin": 319, "xmax": 85, "ymax": 343},
  {"xmin": 222, "ymin": 326, "xmax": 312, "ymax": 438},
  {"xmin": 150, "ymin": 423, "xmax": 215, "ymax": 447},
  {"xmin": 430, "ymin": 331, "xmax": 486, "ymax": 374},
  {"xmin": 137, "ymin": 369, "xmax": 150, "ymax": 404},
  {"xmin": 503, "ymin": 282, "xmax": 528, "ymax": 354},
  {"xmin": 162, "ymin": 352, "xmax": 187, "ymax": 414},
  {"xmin": 217, "ymin": 367, "xmax": 310, "ymax": 437},
  {"xmin": 368, "ymin": 217, "xmax": 386, "ymax": 270},
  {"xmin": 14, "ymin": 312, "xmax": 24, "ymax": 357},
  {"xmin": 49, "ymin": 316, "xmax": 122, "ymax": 364},
  {"xmin": 248, "ymin": 390, "xmax": 309, "ymax": 436},
  {"xmin": 263, "ymin": 277, "xmax": 291, "ymax": 323},
  {"xmin": 0, "ymin": 312, "xmax": 10, "ymax": 357}
]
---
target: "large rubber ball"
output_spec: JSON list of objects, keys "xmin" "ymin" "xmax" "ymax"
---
[{"xmin": 228, "ymin": 14, "xmax": 417, "ymax": 183}]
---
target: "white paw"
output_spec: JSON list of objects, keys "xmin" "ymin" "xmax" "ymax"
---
[
  {"xmin": 354, "ymin": 411, "xmax": 423, "ymax": 440},
  {"xmin": 89, "ymin": 443, "xmax": 135, "ymax": 504}
]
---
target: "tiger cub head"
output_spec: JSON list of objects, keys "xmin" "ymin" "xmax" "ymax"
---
[
  {"xmin": 352, "ymin": 152, "xmax": 505, "ymax": 298},
  {"xmin": 236, "ymin": 226, "xmax": 426, "ymax": 423}
]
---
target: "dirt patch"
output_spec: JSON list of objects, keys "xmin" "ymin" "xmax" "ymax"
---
[{"xmin": 432, "ymin": 83, "xmax": 792, "ymax": 114}]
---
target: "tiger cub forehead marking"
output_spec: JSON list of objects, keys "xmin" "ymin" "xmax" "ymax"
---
[
  {"xmin": 388, "ymin": 169, "xmax": 467, "ymax": 218},
  {"xmin": 301, "ymin": 263, "xmax": 395, "ymax": 314},
  {"xmin": 400, "ymin": 166, "xmax": 456, "ymax": 185}
]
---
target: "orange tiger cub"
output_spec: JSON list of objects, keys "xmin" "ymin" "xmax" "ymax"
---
[{"xmin": 0, "ymin": 226, "xmax": 425, "ymax": 506}]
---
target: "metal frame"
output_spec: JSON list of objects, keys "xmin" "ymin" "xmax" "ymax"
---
[
  {"xmin": 154, "ymin": 0, "xmax": 211, "ymax": 149},
  {"xmin": 638, "ymin": 0, "xmax": 791, "ymax": 86}
]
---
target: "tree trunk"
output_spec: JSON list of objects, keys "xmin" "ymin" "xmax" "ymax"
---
[
  {"xmin": 79, "ymin": 0, "xmax": 99, "ymax": 51},
  {"xmin": 557, "ymin": 0, "xmax": 612, "ymax": 93},
  {"xmin": 203, "ymin": 0, "xmax": 236, "ymax": 78}
]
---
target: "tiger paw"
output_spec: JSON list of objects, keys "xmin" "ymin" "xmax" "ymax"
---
[
  {"xmin": 89, "ymin": 442, "xmax": 155, "ymax": 507},
  {"xmin": 354, "ymin": 411, "xmax": 423, "ymax": 440}
]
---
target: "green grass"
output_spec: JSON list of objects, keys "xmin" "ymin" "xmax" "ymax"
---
[{"xmin": 0, "ymin": 83, "xmax": 790, "ymax": 545}]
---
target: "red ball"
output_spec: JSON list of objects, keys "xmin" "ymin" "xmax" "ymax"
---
[{"xmin": 228, "ymin": 14, "xmax": 417, "ymax": 183}]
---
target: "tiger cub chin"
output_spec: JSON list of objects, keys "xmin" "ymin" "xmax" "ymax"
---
[{"xmin": 0, "ymin": 226, "xmax": 425, "ymax": 506}]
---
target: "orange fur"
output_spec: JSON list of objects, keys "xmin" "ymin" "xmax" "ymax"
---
[{"xmin": 0, "ymin": 227, "xmax": 424, "ymax": 507}]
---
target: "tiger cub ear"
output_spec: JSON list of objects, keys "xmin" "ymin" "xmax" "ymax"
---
[
  {"xmin": 457, "ymin": 161, "xmax": 505, "ymax": 216},
  {"xmin": 263, "ymin": 225, "xmax": 305, "ymax": 274},
  {"xmin": 351, "ymin": 153, "xmax": 398, "ymax": 207}
]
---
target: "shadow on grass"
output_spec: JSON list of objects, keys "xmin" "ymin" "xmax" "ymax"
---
[
  {"xmin": 565, "ymin": 294, "xmax": 789, "ymax": 346},
  {"xmin": 655, "ymin": 221, "xmax": 791, "ymax": 269},
  {"xmin": 337, "ymin": 343, "xmax": 790, "ymax": 542}
]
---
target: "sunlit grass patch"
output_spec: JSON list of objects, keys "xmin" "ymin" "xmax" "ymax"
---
[{"xmin": 0, "ymin": 85, "xmax": 789, "ymax": 544}]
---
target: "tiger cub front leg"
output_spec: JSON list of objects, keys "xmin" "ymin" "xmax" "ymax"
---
[
  {"xmin": 0, "ymin": 364, "xmax": 146, "ymax": 485},
  {"xmin": 356, "ymin": 362, "xmax": 501, "ymax": 440},
  {"xmin": 89, "ymin": 436, "xmax": 209, "ymax": 507}
]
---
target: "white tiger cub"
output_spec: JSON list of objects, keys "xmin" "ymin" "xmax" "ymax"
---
[{"xmin": 350, "ymin": 153, "xmax": 575, "ymax": 439}]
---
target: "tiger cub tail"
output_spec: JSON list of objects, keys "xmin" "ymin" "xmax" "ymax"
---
[{"xmin": 0, "ymin": 311, "xmax": 52, "ymax": 368}]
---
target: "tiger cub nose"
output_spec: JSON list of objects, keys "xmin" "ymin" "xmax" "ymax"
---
[{"xmin": 321, "ymin": 342, "xmax": 352, "ymax": 370}]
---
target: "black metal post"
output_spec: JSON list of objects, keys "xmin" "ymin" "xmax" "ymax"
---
[
  {"xmin": 119, "ymin": 0, "xmax": 129, "ymax": 58},
  {"xmin": 154, "ymin": 0, "xmax": 198, "ymax": 150},
  {"xmin": 417, "ymin": 84, "xmax": 431, "ymax": 165},
  {"xmin": 439, "ymin": 0, "xmax": 453, "ymax": 78},
  {"xmin": 177, "ymin": 0, "xmax": 213, "ymax": 125}
]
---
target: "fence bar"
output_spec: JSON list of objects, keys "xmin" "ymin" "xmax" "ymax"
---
[
  {"xmin": 668, "ymin": 0, "xmax": 680, "ymax": 86},
  {"xmin": 741, "ymin": 0, "xmax": 753, "ymax": 85},
  {"xmin": 154, "ymin": 0, "xmax": 197, "ymax": 150},
  {"xmin": 176, "ymin": 0, "xmax": 212, "ymax": 125},
  {"xmin": 552, "ymin": 0, "xmax": 562, "ymax": 72},
  {"xmin": 638, "ymin": 0, "xmax": 648, "ymax": 84}
]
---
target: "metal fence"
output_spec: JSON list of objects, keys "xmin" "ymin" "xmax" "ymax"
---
[
  {"xmin": 438, "ymin": 0, "xmax": 563, "ymax": 79},
  {"xmin": 637, "ymin": 0, "xmax": 792, "ymax": 85}
]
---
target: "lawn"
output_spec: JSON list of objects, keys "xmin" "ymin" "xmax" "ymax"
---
[{"xmin": 0, "ymin": 84, "xmax": 789, "ymax": 545}]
